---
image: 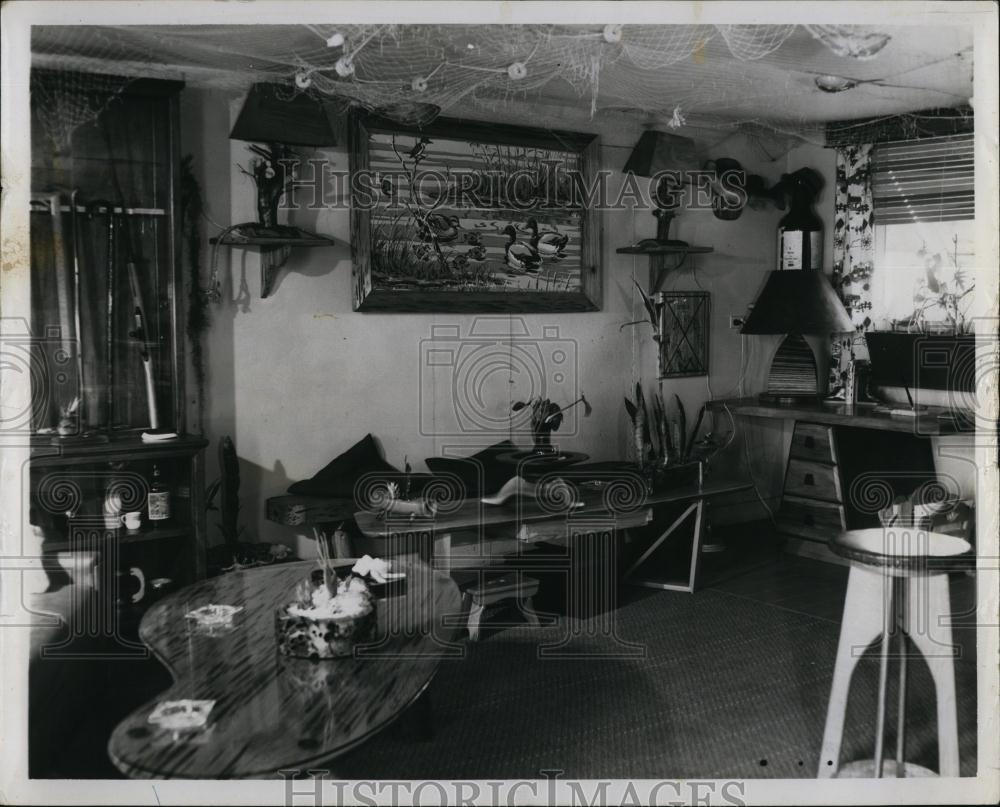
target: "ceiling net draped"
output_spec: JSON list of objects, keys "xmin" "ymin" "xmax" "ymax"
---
[{"xmin": 30, "ymin": 23, "xmax": 972, "ymax": 149}]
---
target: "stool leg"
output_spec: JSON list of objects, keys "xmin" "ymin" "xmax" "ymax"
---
[
  {"xmin": 873, "ymin": 572, "xmax": 895, "ymax": 778},
  {"xmin": 818, "ymin": 566, "xmax": 886, "ymax": 778},
  {"xmin": 905, "ymin": 574, "xmax": 960, "ymax": 777},
  {"xmin": 895, "ymin": 580, "xmax": 909, "ymax": 777},
  {"xmin": 467, "ymin": 600, "xmax": 485, "ymax": 642}
]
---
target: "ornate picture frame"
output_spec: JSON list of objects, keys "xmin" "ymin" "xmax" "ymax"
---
[{"xmin": 349, "ymin": 110, "xmax": 602, "ymax": 312}]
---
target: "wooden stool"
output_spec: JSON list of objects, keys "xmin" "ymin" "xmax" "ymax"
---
[
  {"xmin": 818, "ymin": 528, "xmax": 972, "ymax": 778},
  {"xmin": 464, "ymin": 575, "xmax": 541, "ymax": 641}
]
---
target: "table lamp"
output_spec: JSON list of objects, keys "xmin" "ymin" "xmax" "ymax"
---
[
  {"xmin": 623, "ymin": 131, "xmax": 699, "ymax": 247},
  {"xmin": 230, "ymin": 83, "xmax": 339, "ymax": 228},
  {"xmin": 741, "ymin": 269, "xmax": 853, "ymax": 403}
]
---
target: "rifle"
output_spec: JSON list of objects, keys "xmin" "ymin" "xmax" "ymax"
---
[
  {"xmin": 125, "ymin": 259, "xmax": 160, "ymax": 430},
  {"xmin": 102, "ymin": 119, "xmax": 161, "ymax": 432}
]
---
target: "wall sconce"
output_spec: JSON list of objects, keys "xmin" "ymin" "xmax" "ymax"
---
[
  {"xmin": 230, "ymin": 83, "xmax": 339, "ymax": 229},
  {"xmin": 623, "ymin": 130, "xmax": 699, "ymax": 247}
]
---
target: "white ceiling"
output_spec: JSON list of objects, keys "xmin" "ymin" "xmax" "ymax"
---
[{"xmin": 30, "ymin": 24, "xmax": 974, "ymax": 131}]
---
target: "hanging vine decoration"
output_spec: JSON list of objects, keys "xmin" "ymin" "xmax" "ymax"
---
[{"xmin": 180, "ymin": 154, "xmax": 209, "ymax": 431}]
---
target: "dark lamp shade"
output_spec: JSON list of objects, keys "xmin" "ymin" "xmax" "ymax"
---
[
  {"xmin": 741, "ymin": 270, "xmax": 853, "ymax": 335},
  {"xmin": 230, "ymin": 83, "xmax": 338, "ymax": 147},
  {"xmin": 623, "ymin": 130, "xmax": 698, "ymax": 178}
]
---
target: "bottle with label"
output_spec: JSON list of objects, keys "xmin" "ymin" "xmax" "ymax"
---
[
  {"xmin": 147, "ymin": 464, "xmax": 171, "ymax": 523},
  {"xmin": 777, "ymin": 168, "xmax": 823, "ymax": 271}
]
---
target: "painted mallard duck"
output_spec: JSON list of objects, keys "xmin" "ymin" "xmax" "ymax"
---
[
  {"xmin": 501, "ymin": 224, "xmax": 540, "ymax": 274},
  {"xmin": 420, "ymin": 213, "xmax": 461, "ymax": 243},
  {"xmin": 522, "ymin": 218, "xmax": 568, "ymax": 259}
]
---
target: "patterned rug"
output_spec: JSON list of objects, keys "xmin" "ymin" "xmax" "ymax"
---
[{"xmin": 336, "ymin": 584, "xmax": 978, "ymax": 780}]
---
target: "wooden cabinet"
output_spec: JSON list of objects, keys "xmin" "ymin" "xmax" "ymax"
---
[
  {"xmin": 777, "ymin": 420, "xmax": 937, "ymax": 558},
  {"xmin": 28, "ymin": 73, "xmax": 206, "ymax": 585},
  {"xmin": 777, "ymin": 422, "xmax": 847, "ymax": 547},
  {"xmin": 29, "ymin": 437, "xmax": 208, "ymax": 586},
  {"xmin": 30, "ymin": 72, "xmax": 186, "ymax": 435}
]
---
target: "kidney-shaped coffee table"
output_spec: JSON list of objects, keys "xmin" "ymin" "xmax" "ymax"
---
[{"xmin": 108, "ymin": 559, "xmax": 461, "ymax": 778}]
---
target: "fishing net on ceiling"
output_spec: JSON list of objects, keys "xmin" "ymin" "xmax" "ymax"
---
[
  {"xmin": 29, "ymin": 26, "xmax": 146, "ymax": 151},
  {"xmin": 30, "ymin": 22, "xmax": 951, "ymax": 147}
]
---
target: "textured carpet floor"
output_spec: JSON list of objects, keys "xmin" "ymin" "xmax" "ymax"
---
[{"xmin": 336, "ymin": 582, "xmax": 978, "ymax": 780}]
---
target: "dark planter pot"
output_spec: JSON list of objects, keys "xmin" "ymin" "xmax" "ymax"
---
[{"xmin": 864, "ymin": 332, "xmax": 975, "ymax": 400}]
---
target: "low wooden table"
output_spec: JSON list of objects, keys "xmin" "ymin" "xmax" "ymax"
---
[
  {"xmin": 351, "ymin": 479, "xmax": 752, "ymax": 593},
  {"xmin": 108, "ymin": 559, "xmax": 461, "ymax": 779}
]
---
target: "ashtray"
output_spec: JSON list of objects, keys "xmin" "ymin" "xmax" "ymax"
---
[
  {"xmin": 185, "ymin": 603, "xmax": 243, "ymax": 631},
  {"xmin": 148, "ymin": 699, "xmax": 215, "ymax": 732}
]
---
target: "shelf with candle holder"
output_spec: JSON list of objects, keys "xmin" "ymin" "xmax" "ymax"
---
[
  {"xmin": 616, "ymin": 244, "xmax": 714, "ymax": 295},
  {"xmin": 209, "ymin": 225, "xmax": 338, "ymax": 299},
  {"xmin": 616, "ymin": 130, "xmax": 714, "ymax": 294}
]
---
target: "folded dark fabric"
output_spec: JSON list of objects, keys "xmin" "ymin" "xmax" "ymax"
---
[
  {"xmin": 424, "ymin": 440, "xmax": 515, "ymax": 497},
  {"xmin": 288, "ymin": 434, "xmax": 398, "ymax": 498}
]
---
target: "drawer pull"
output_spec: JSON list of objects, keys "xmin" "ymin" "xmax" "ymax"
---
[
  {"xmin": 803, "ymin": 473, "xmax": 815, "ymax": 486},
  {"xmin": 804, "ymin": 436, "xmax": 816, "ymax": 449}
]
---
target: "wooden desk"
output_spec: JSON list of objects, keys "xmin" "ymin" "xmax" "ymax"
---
[
  {"xmin": 709, "ymin": 397, "xmax": 974, "ymax": 561},
  {"xmin": 107, "ymin": 559, "xmax": 460, "ymax": 779},
  {"xmin": 708, "ymin": 397, "xmax": 974, "ymax": 436}
]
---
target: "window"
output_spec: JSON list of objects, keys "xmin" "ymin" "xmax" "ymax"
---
[{"xmin": 869, "ymin": 134, "xmax": 975, "ymax": 330}]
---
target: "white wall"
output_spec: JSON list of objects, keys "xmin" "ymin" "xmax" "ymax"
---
[{"xmin": 180, "ymin": 89, "xmax": 793, "ymax": 557}]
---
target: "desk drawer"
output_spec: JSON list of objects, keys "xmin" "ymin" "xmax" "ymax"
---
[
  {"xmin": 784, "ymin": 458, "xmax": 842, "ymax": 502},
  {"xmin": 777, "ymin": 494, "xmax": 846, "ymax": 542},
  {"xmin": 789, "ymin": 422, "xmax": 837, "ymax": 465}
]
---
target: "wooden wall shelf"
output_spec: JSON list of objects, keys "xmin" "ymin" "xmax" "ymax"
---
[
  {"xmin": 210, "ymin": 229, "xmax": 337, "ymax": 298},
  {"xmin": 616, "ymin": 244, "xmax": 713, "ymax": 294}
]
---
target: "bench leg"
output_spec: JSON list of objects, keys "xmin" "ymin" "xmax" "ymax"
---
[
  {"xmin": 467, "ymin": 600, "xmax": 485, "ymax": 642},
  {"xmin": 522, "ymin": 596, "xmax": 541, "ymax": 628}
]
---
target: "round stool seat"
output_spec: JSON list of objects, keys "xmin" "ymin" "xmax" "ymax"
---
[
  {"xmin": 834, "ymin": 759, "xmax": 937, "ymax": 778},
  {"xmin": 830, "ymin": 528, "xmax": 972, "ymax": 573}
]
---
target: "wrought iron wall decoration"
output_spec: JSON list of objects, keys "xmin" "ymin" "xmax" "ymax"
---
[{"xmin": 657, "ymin": 292, "xmax": 710, "ymax": 378}]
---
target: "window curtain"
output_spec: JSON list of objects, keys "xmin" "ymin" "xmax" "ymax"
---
[{"xmin": 828, "ymin": 143, "xmax": 875, "ymax": 393}]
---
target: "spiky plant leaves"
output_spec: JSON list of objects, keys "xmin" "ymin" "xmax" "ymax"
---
[{"xmin": 673, "ymin": 394, "xmax": 687, "ymax": 460}]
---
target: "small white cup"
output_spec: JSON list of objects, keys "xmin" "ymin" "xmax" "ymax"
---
[{"xmin": 120, "ymin": 512, "xmax": 142, "ymax": 533}]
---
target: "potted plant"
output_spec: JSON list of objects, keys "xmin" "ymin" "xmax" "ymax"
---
[{"xmin": 895, "ymin": 235, "xmax": 975, "ymax": 335}]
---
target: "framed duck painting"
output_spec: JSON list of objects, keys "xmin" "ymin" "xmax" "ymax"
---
[{"xmin": 348, "ymin": 110, "xmax": 602, "ymax": 312}]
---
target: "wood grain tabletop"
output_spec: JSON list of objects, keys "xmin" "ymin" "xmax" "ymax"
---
[{"xmin": 107, "ymin": 559, "xmax": 462, "ymax": 779}]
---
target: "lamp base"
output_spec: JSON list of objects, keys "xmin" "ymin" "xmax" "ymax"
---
[
  {"xmin": 764, "ymin": 334, "xmax": 819, "ymax": 399},
  {"xmin": 757, "ymin": 392, "xmax": 823, "ymax": 406}
]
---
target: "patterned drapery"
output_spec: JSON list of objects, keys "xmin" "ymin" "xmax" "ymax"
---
[{"xmin": 828, "ymin": 144, "xmax": 875, "ymax": 392}]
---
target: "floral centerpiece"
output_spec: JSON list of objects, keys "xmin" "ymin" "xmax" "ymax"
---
[{"xmin": 274, "ymin": 540, "xmax": 376, "ymax": 659}]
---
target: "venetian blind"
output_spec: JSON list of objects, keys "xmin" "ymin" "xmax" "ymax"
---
[{"xmin": 871, "ymin": 133, "xmax": 974, "ymax": 225}]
